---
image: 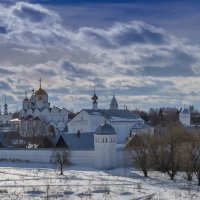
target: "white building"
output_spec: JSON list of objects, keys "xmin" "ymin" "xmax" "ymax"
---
[
  {"xmin": 19, "ymin": 79, "xmax": 68, "ymax": 136},
  {"xmin": 179, "ymin": 108, "xmax": 191, "ymax": 126},
  {"xmin": 68, "ymin": 91, "xmax": 146, "ymax": 144},
  {"xmin": 94, "ymin": 121, "xmax": 117, "ymax": 169}
]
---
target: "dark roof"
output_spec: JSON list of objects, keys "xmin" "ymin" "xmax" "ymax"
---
[
  {"xmin": 96, "ymin": 123, "xmax": 116, "ymax": 135},
  {"xmin": 0, "ymin": 133, "xmax": 6, "ymax": 147},
  {"xmin": 25, "ymin": 115, "xmax": 34, "ymax": 120},
  {"xmin": 56, "ymin": 132, "xmax": 94, "ymax": 150},
  {"xmin": 0, "ymin": 125, "xmax": 12, "ymax": 131},
  {"xmin": 56, "ymin": 137, "xmax": 69, "ymax": 148},
  {"xmin": 83, "ymin": 109, "xmax": 141, "ymax": 121},
  {"xmin": 0, "ymin": 141, "xmax": 4, "ymax": 148}
]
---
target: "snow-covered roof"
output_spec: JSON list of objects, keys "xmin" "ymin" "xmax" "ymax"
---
[
  {"xmin": 10, "ymin": 118, "xmax": 21, "ymax": 122},
  {"xmin": 84, "ymin": 109, "xmax": 142, "ymax": 122},
  {"xmin": 132, "ymin": 123, "xmax": 151, "ymax": 129}
]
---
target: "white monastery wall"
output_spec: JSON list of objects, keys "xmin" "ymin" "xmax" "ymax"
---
[{"xmin": 0, "ymin": 149, "xmax": 125, "ymax": 167}]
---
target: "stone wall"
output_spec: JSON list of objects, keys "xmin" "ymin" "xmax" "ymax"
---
[{"xmin": 0, "ymin": 148, "xmax": 125, "ymax": 167}]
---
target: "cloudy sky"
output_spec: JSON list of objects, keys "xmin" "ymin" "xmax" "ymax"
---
[{"xmin": 1, "ymin": 0, "xmax": 200, "ymax": 112}]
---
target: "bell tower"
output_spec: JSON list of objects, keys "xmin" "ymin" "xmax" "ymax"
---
[{"xmin": 4, "ymin": 98, "xmax": 8, "ymax": 115}]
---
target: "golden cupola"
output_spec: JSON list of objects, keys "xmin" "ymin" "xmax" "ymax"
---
[{"xmin": 34, "ymin": 78, "xmax": 48, "ymax": 96}]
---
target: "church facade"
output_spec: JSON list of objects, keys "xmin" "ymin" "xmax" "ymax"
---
[
  {"xmin": 19, "ymin": 80, "xmax": 68, "ymax": 137},
  {"xmin": 68, "ymin": 91, "xmax": 146, "ymax": 144}
]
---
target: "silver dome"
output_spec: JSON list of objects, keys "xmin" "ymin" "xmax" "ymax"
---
[{"xmin": 95, "ymin": 123, "xmax": 116, "ymax": 135}]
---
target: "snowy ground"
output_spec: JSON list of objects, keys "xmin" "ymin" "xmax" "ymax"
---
[{"xmin": 0, "ymin": 162, "xmax": 200, "ymax": 200}]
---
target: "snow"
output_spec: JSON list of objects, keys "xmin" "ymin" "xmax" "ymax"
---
[
  {"xmin": 0, "ymin": 162, "xmax": 200, "ymax": 200},
  {"xmin": 110, "ymin": 117, "xmax": 137, "ymax": 122},
  {"xmin": 91, "ymin": 112, "xmax": 101, "ymax": 115}
]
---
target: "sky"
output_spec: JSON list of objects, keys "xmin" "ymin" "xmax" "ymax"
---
[{"xmin": 1, "ymin": 0, "xmax": 200, "ymax": 112}]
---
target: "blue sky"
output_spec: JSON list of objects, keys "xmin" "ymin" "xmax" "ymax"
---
[{"xmin": 0, "ymin": 0, "xmax": 200, "ymax": 112}]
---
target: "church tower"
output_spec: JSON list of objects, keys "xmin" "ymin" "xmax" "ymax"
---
[
  {"xmin": 94, "ymin": 121, "xmax": 117, "ymax": 169},
  {"xmin": 23, "ymin": 91, "xmax": 29, "ymax": 110},
  {"xmin": 34, "ymin": 78, "xmax": 49, "ymax": 109},
  {"xmin": 4, "ymin": 99, "xmax": 8, "ymax": 115},
  {"xmin": 92, "ymin": 87, "xmax": 98, "ymax": 110},
  {"xmin": 110, "ymin": 94, "xmax": 118, "ymax": 110}
]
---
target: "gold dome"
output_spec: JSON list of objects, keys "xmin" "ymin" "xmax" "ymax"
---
[{"xmin": 35, "ymin": 87, "xmax": 48, "ymax": 96}]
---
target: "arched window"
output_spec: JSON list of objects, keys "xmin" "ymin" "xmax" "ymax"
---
[{"xmin": 106, "ymin": 138, "xmax": 107, "ymax": 143}]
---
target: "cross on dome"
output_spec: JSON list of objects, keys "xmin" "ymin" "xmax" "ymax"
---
[
  {"xmin": 92, "ymin": 85, "xmax": 98, "ymax": 101},
  {"xmin": 34, "ymin": 78, "xmax": 48, "ymax": 96},
  {"xmin": 39, "ymin": 78, "xmax": 42, "ymax": 89}
]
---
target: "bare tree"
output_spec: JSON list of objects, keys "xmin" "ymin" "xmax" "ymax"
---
[
  {"xmin": 180, "ymin": 132, "xmax": 200, "ymax": 186},
  {"xmin": 50, "ymin": 150, "xmax": 71, "ymax": 175},
  {"xmin": 126, "ymin": 132, "xmax": 152, "ymax": 177},
  {"xmin": 181, "ymin": 142, "xmax": 194, "ymax": 181},
  {"xmin": 190, "ymin": 133, "xmax": 200, "ymax": 186},
  {"xmin": 151, "ymin": 122, "xmax": 188, "ymax": 180}
]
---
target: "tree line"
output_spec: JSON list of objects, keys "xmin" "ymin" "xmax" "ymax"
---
[
  {"xmin": 126, "ymin": 122, "xmax": 200, "ymax": 186},
  {"xmin": 132, "ymin": 106, "xmax": 200, "ymax": 125}
]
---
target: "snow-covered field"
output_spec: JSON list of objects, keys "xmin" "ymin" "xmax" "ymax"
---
[{"xmin": 0, "ymin": 162, "xmax": 200, "ymax": 200}]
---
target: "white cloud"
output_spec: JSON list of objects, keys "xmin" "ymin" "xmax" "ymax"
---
[{"xmin": 0, "ymin": 2, "xmax": 200, "ymax": 111}]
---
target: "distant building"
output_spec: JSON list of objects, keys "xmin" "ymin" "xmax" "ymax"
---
[
  {"xmin": 19, "ymin": 79, "xmax": 68, "ymax": 137},
  {"xmin": 179, "ymin": 108, "xmax": 191, "ymax": 126}
]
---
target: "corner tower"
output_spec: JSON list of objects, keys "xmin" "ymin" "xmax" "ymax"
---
[{"xmin": 94, "ymin": 121, "xmax": 117, "ymax": 169}]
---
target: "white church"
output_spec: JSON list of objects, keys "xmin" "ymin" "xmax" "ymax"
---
[
  {"xmin": 67, "ymin": 90, "xmax": 149, "ymax": 144},
  {"xmin": 19, "ymin": 79, "xmax": 68, "ymax": 137}
]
